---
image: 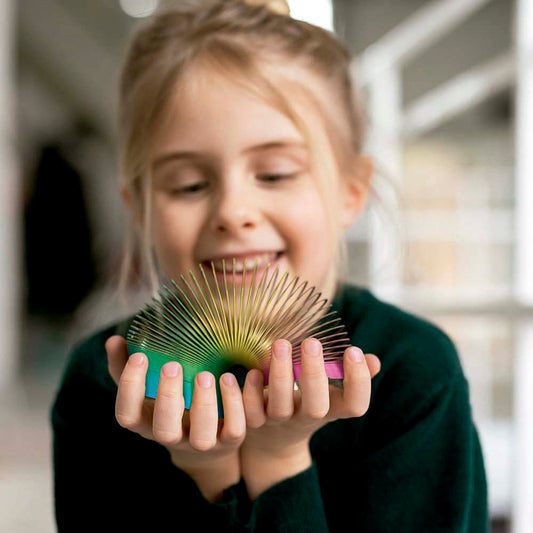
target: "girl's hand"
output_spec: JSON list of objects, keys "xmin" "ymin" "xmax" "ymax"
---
[
  {"xmin": 240, "ymin": 338, "xmax": 380, "ymax": 499},
  {"xmin": 105, "ymin": 335, "xmax": 246, "ymax": 502}
]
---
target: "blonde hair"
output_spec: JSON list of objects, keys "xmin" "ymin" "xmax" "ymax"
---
[{"xmin": 117, "ymin": 0, "xmax": 372, "ymax": 302}]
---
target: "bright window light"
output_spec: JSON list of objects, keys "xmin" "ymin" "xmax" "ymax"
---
[
  {"xmin": 119, "ymin": 0, "xmax": 159, "ymax": 18},
  {"xmin": 287, "ymin": 0, "xmax": 334, "ymax": 32}
]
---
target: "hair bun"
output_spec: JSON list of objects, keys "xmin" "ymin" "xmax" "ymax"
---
[{"xmin": 242, "ymin": 0, "xmax": 290, "ymax": 16}]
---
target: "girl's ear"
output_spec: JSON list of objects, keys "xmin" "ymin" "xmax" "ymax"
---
[
  {"xmin": 121, "ymin": 186, "xmax": 132, "ymax": 210},
  {"xmin": 339, "ymin": 155, "xmax": 373, "ymax": 228},
  {"xmin": 121, "ymin": 186, "xmax": 142, "ymax": 228}
]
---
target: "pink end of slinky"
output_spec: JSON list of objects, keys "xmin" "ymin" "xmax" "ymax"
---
[{"xmin": 262, "ymin": 360, "xmax": 344, "ymax": 386}]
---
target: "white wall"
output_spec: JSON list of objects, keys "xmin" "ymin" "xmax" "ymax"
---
[{"xmin": 0, "ymin": 0, "xmax": 19, "ymax": 387}]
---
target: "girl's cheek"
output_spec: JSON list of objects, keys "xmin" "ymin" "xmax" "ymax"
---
[{"xmin": 287, "ymin": 193, "xmax": 327, "ymax": 233}]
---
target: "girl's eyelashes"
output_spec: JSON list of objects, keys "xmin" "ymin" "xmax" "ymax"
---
[
  {"xmin": 169, "ymin": 182, "xmax": 208, "ymax": 196},
  {"xmin": 165, "ymin": 172, "xmax": 299, "ymax": 196},
  {"xmin": 256, "ymin": 172, "xmax": 299, "ymax": 183}
]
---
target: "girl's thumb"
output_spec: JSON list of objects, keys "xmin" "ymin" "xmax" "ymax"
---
[{"xmin": 105, "ymin": 335, "xmax": 129, "ymax": 385}]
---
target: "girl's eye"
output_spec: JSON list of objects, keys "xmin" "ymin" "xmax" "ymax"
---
[
  {"xmin": 256, "ymin": 173, "xmax": 297, "ymax": 183},
  {"xmin": 169, "ymin": 182, "xmax": 208, "ymax": 195},
  {"xmin": 165, "ymin": 173, "xmax": 298, "ymax": 196}
]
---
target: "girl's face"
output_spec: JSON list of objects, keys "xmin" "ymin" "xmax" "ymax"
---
[{"xmin": 144, "ymin": 67, "xmax": 368, "ymax": 301}]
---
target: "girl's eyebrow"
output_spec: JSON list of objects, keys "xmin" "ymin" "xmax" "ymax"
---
[
  {"xmin": 152, "ymin": 140, "xmax": 307, "ymax": 170},
  {"xmin": 243, "ymin": 140, "xmax": 307, "ymax": 153}
]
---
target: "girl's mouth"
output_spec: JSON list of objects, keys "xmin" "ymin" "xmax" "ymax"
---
[{"xmin": 202, "ymin": 251, "xmax": 285, "ymax": 282}]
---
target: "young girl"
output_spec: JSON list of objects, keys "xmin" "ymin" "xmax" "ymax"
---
[{"xmin": 51, "ymin": 1, "xmax": 489, "ymax": 531}]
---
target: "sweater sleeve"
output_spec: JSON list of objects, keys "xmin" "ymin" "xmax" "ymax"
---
[
  {"xmin": 325, "ymin": 371, "xmax": 490, "ymax": 533},
  {"xmin": 51, "ymin": 329, "xmax": 244, "ymax": 532},
  {"xmin": 236, "ymin": 354, "xmax": 488, "ymax": 532},
  {"xmin": 240, "ymin": 462, "xmax": 329, "ymax": 532}
]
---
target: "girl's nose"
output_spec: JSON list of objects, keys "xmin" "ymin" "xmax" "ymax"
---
[{"xmin": 209, "ymin": 187, "xmax": 262, "ymax": 235}]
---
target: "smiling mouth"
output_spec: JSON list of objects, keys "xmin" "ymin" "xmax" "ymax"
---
[{"xmin": 201, "ymin": 252, "xmax": 284, "ymax": 274}]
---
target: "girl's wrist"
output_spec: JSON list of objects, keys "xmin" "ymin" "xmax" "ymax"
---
[
  {"xmin": 170, "ymin": 452, "xmax": 241, "ymax": 503},
  {"xmin": 240, "ymin": 445, "xmax": 312, "ymax": 500}
]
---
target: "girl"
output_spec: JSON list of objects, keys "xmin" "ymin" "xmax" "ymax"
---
[{"xmin": 51, "ymin": 1, "xmax": 489, "ymax": 531}]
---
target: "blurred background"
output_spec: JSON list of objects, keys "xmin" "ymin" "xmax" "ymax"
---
[{"xmin": 1, "ymin": 0, "xmax": 531, "ymax": 531}]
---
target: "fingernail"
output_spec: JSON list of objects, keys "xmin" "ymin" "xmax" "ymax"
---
[
  {"xmin": 130, "ymin": 353, "xmax": 145, "ymax": 366},
  {"xmin": 197, "ymin": 372, "xmax": 213, "ymax": 388},
  {"xmin": 222, "ymin": 373, "xmax": 237, "ymax": 386},
  {"xmin": 163, "ymin": 362, "xmax": 179, "ymax": 377},
  {"xmin": 274, "ymin": 340, "xmax": 290, "ymax": 359},
  {"xmin": 305, "ymin": 338, "xmax": 321, "ymax": 356},
  {"xmin": 348, "ymin": 347, "xmax": 364, "ymax": 363},
  {"xmin": 248, "ymin": 370, "xmax": 262, "ymax": 386}
]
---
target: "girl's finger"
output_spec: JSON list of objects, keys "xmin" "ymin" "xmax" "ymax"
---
[
  {"xmin": 366, "ymin": 353, "xmax": 381, "ymax": 378},
  {"xmin": 340, "ymin": 347, "xmax": 372, "ymax": 418},
  {"xmin": 189, "ymin": 372, "xmax": 218, "ymax": 451},
  {"xmin": 266, "ymin": 339, "xmax": 295, "ymax": 420},
  {"xmin": 152, "ymin": 362, "xmax": 184, "ymax": 446},
  {"xmin": 243, "ymin": 369, "xmax": 266, "ymax": 428},
  {"xmin": 298, "ymin": 338, "xmax": 329, "ymax": 419},
  {"xmin": 115, "ymin": 352, "xmax": 153, "ymax": 438},
  {"xmin": 105, "ymin": 335, "xmax": 129, "ymax": 385},
  {"xmin": 219, "ymin": 373, "xmax": 246, "ymax": 445}
]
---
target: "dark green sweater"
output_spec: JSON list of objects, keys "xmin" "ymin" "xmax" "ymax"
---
[{"xmin": 51, "ymin": 283, "xmax": 489, "ymax": 532}]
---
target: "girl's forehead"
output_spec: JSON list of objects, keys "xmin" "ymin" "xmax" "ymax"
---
[
  {"xmin": 156, "ymin": 61, "xmax": 339, "ymax": 153},
  {"xmin": 157, "ymin": 71, "xmax": 306, "ymax": 152},
  {"xmin": 180, "ymin": 59, "xmax": 335, "ymax": 113}
]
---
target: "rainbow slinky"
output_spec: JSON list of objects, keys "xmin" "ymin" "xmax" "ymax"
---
[{"xmin": 126, "ymin": 259, "xmax": 350, "ymax": 416}]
